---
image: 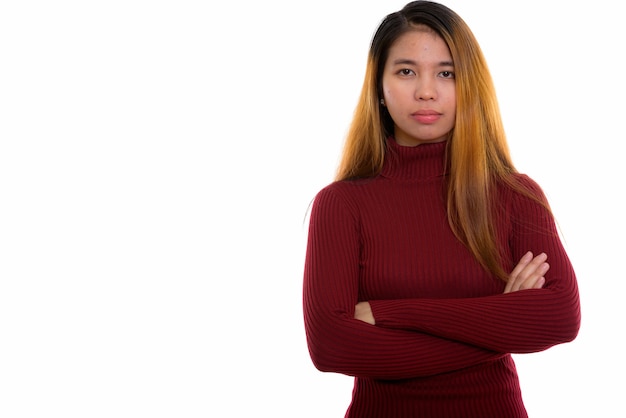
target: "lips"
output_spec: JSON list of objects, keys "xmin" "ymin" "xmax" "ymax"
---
[{"xmin": 411, "ymin": 110, "xmax": 441, "ymax": 124}]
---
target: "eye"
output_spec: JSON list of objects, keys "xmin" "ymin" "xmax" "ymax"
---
[
  {"xmin": 398, "ymin": 68, "xmax": 415, "ymax": 76},
  {"xmin": 439, "ymin": 70, "xmax": 455, "ymax": 79}
]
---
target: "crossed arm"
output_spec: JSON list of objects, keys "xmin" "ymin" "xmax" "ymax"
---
[
  {"xmin": 304, "ymin": 182, "xmax": 580, "ymax": 380},
  {"xmin": 355, "ymin": 250, "xmax": 550, "ymax": 325}
]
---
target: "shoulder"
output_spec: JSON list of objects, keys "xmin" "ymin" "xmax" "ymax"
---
[
  {"xmin": 311, "ymin": 179, "xmax": 373, "ymax": 217},
  {"xmin": 497, "ymin": 173, "xmax": 549, "ymax": 204},
  {"xmin": 315, "ymin": 178, "xmax": 374, "ymax": 200},
  {"xmin": 496, "ymin": 173, "xmax": 555, "ymax": 230},
  {"xmin": 511, "ymin": 173, "xmax": 546, "ymax": 195},
  {"xmin": 307, "ymin": 181, "xmax": 368, "ymax": 229}
]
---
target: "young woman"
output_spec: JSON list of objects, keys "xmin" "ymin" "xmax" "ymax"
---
[{"xmin": 302, "ymin": 1, "xmax": 581, "ymax": 417}]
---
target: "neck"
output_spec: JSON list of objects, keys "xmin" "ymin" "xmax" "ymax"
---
[{"xmin": 380, "ymin": 137, "xmax": 448, "ymax": 180}]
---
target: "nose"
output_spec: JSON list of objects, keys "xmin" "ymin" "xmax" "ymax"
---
[{"xmin": 414, "ymin": 79, "xmax": 435, "ymax": 101}]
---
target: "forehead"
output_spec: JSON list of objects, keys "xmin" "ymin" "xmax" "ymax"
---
[{"xmin": 388, "ymin": 27, "xmax": 451, "ymax": 60}]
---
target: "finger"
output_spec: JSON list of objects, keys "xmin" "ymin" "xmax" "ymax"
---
[
  {"xmin": 509, "ymin": 259, "xmax": 549, "ymax": 293},
  {"xmin": 505, "ymin": 251, "xmax": 533, "ymax": 293},
  {"xmin": 533, "ymin": 276, "xmax": 546, "ymax": 289},
  {"xmin": 506, "ymin": 253, "xmax": 549, "ymax": 293},
  {"xmin": 520, "ymin": 262, "xmax": 549, "ymax": 290},
  {"xmin": 525, "ymin": 253, "xmax": 548, "ymax": 271},
  {"xmin": 509, "ymin": 251, "xmax": 533, "ymax": 280}
]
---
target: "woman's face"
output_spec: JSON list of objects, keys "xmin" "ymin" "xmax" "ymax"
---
[{"xmin": 381, "ymin": 28, "xmax": 456, "ymax": 147}]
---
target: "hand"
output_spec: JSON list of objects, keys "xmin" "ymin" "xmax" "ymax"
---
[
  {"xmin": 504, "ymin": 251, "xmax": 549, "ymax": 294},
  {"xmin": 354, "ymin": 301, "xmax": 375, "ymax": 325}
]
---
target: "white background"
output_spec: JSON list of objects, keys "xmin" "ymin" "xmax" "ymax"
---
[{"xmin": 1, "ymin": 1, "xmax": 624, "ymax": 417}]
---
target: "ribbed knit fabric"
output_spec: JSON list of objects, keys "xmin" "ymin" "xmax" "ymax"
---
[{"xmin": 303, "ymin": 138, "xmax": 580, "ymax": 418}]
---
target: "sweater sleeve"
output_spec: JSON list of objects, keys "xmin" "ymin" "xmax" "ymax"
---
[
  {"xmin": 303, "ymin": 186, "xmax": 505, "ymax": 380},
  {"xmin": 369, "ymin": 176, "xmax": 581, "ymax": 354}
]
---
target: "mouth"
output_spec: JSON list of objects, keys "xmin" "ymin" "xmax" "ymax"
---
[{"xmin": 411, "ymin": 110, "xmax": 441, "ymax": 124}]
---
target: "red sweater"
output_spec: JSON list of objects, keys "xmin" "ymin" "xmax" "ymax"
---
[{"xmin": 303, "ymin": 138, "xmax": 580, "ymax": 418}]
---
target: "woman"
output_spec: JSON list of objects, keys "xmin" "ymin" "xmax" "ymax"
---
[{"xmin": 302, "ymin": 1, "xmax": 581, "ymax": 417}]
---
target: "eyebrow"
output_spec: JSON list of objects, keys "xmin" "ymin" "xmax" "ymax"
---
[{"xmin": 392, "ymin": 59, "xmax": 454, "ymax": 67}]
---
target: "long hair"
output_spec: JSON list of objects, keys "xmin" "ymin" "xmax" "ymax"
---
[{"xmin": 335, "ymin": 0, "xmax": 550, "ymax": 281}]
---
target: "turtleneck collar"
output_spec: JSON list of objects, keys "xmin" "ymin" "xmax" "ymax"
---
[{"xmin": 380, "ymin": 137, "xmax": 448, "ymax": 181}]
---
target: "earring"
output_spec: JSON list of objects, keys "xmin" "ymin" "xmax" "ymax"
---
[{"xmin": 380, "ymin": 98, "xmax": 385, "ymax": 106}]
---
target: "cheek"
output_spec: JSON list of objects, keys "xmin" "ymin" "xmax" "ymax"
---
[
  {"xmin": 382, "ymin": 87, "xmax": 392, "ymax": 102},
  {"xmin": 445, "ymin": 88, "xmax": 457, "ymax": 108},
  {"xmin": 382, "ymin": 87, "xmax": 403, "ymax": 108},
  {"xmin": 381, "ymin": 77, "xmax": 396, "ymax": 102}
]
